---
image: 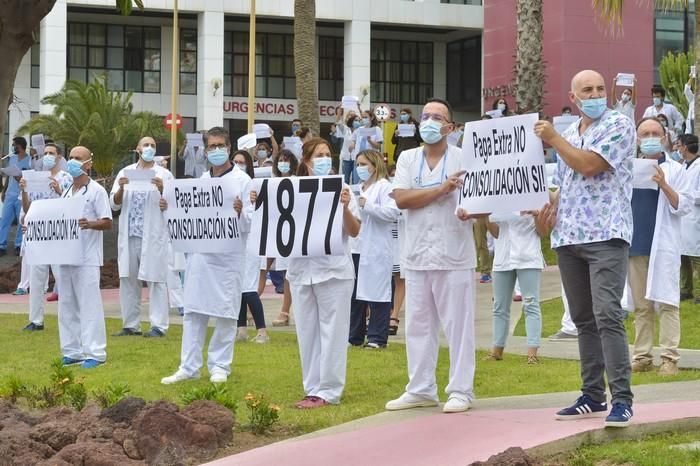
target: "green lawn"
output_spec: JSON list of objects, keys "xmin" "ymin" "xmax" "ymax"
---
[
  {"xmin": 514, "ymin": 297, "xmax": 700, "ymax": 350},
  {"xmin": 2, "ymin": 313, "xmax": 700, "ymax": 435}
]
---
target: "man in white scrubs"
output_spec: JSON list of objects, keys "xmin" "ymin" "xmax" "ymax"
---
[
  {"xmin": 161, "ymin": 126, "xmax": 250, "ymax": 384},
  {"xmin": 386, "ymin": 98, "xmax": 477, "ymax": 414},
  {"xmin": 679, "ymin": 134, "xmax": 700, "ymax": 302},
  {"xmin": 58, "ymin": 146, "xmax": 112, "ymax": 369},
  {"xmin": 110, "ymin": 137, "xmax": 173, "ymax": 338}
]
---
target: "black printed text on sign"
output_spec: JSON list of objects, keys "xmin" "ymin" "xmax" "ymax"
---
[
  {"xmin": 163, "ymin": 177, "xmax": 245, "ymax": 254},
  {"xmin": 24, "ymin": 197, "xmax": 84, "ymax": 265},
  {"xmin": 458, "ymin": 113, "xmax": 549, "ymax": 214},
  {"xmin": 248, "ymin": 175, "xmax": 344, "ymax": 258}
]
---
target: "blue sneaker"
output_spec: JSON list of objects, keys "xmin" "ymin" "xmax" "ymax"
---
[
  {"xmin": 62, "ymin": 356, "xmax": 84, "ymax": 366},
  {"xmin": 479, "ymin": 274, "xmax": 492, "ymax": 284},
  {"xmin": 605, "ymin": 402, "xmax": 633, "ymax": 427},
  {"xmin": 555, "ymin": 394, "xmax": 608, "ymax": 420},
  {"xmin": 81, "ymin": 359, "xmax": 105, "ymax": 369}
]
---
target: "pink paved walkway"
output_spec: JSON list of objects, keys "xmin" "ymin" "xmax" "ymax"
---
[{"xmin": 206, "ymin": 401, "xmax": 700, "ymax": 466}]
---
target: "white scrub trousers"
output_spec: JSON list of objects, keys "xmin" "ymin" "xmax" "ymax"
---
[
  {"xmin": 57, "ymin": 265, "xmax": 107, "ymax": 362},
  {"xmin": 29, "ymin": 264, "xmax": 58, "ymax": 325},
  {"xmin": 179, "ymin": 312, "xmax": 236, "ymax": 376},
  {"xmin": 404, "ymin": 269, "xmax": 476, "ymax": 402},
  {"xmin": 119, "ymin": 237, "xmax": 169, "ymax": 331},
  {"xmin": 290, "ymin": 278, "xmax": 353, "ymax": 404}
]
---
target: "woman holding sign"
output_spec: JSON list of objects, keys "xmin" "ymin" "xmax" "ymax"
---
[
  {"xmin": 348, "ymin": 149, "xmax": 400, "ymax": 348},
  {"xmin": 256, "ymin": 137, "xmax": 360, "ymax": 409}
]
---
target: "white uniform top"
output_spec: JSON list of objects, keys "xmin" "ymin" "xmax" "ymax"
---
[
  {"xmin": 183, "ymin": 166, "xmax": 251, "ymax": 317},
  {"xmin": 350, "ymin": 126, "xmax": 384, "ymax": 159},
  {"xmin": 685, "ymin": 83, "xmax": 695, "ymax": 133},
  {"xmin": 286, "ymin": 184, "xmax": 359, "ymax": 286},
  {"xmin": 241, "ymin": 198, "xmax": 261, "ymax": 293},
  {"xmin": 642, "ymin": 102, "xmax": 684, "ymax": 132},
  {"xmin": 489, "ymin": 213, "xmax": 545, "ymax": 272},
  {"xmin": 392, "ymin": 145, "xmax": 476, "ymax": 271},
  {"xmin": 680, "ymin": 157, "xmax": 700, "ymax": 256},
  {"xmin": 614, "ymin": 100, "xmax": 636, "ymax": 122},
  {"xmin": 338, "ymin": 124, "xmax": 354, "ymax": 161},
  {"xmin": 62, "ymin": 179, "xmax": 112, "ymax": 267}
]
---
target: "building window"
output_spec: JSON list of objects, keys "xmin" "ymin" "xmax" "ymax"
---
[
  {"xmin": 31, "ymin": 41, "xmax": 40, "ymax": 89},
  {"xmin": 654, "ymin": 1, "xmax": 695, "ymax": 81},
  {"xmin": 224, "ymin": 31, "xmax": 295, "ymax": 99},
  {"xmin": 446, "ymin": 36, "xmax": 481, "ymax": 113},
  {"xmin": 371, "ymin": 39, "xmax": 433, "ymax": 104},
  {"xmin": 180, "ymin": 28, "xmax": 197, "ymax": 95},
  {"xmin": 67, "ymin": 22, "xmax": 161, "ymax": 93},
  {"xmin": 318, "ymin": 36, "xmax": 343, "ymax": 101}
]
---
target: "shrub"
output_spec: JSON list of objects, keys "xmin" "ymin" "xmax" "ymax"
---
[
  {"xmin": 243, "ymin": 392, "xmax": 280, "ymax": 435},
  {"xmin": 65, "ymin": 381, "xmax": 88, "ymax": 411},
  {"xmin": 1, "ymin": 376, "xmax": 29, "ymax": 403},
  {"xmin": 93, "ymin": 382, "xmax": 131, "ymax": 408},
  {"xmin": 181, "ymin": 384, "xmax": 237, "ymax": 414}
]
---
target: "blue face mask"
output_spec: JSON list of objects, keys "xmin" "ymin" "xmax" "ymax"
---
[
  {"xmin": 352, "ymin": 120, "xmax": 362, "ymax": 130},
  {"xmin": 312, "ymin": 157, "xmax": 332, "ymax": 176},
  {"xmin": 140, "ymin": 146, "xmax": 156, "ymax": 162},
  {"xmin": 42, "ymin": 155, "xmax": 56, "ymax": 170},
  {"xmin": 67, "ymin": 159, "xmax": 89, "ymax": 178},
  {"xmin": 400, "ymin": 114, "xmax": 409, "ymax": 123},
  {"xmin": 362, "ymin": 118, "xmax": 370, "ymax": 126},
  {"xmin": 653, "ymin": 97, "xmax": 662, "ymax": 107},
  {"xmin": 356, "ymin": 165, "xmax": 371, "ymax": 181},
  {"xmin": 419, "ymin": 119, "xmax": 445, "ymax": 144},
  {"xmin": 292, "ymin": 124, "xmax": 301, "ymax": 133},
  {"xmin": 207, "ymin": 148, "xmax": 229, "ymax": 167},
  {"xmin": 670, "ymin": 151, "xmax": 682, "ymax": 162},
  {"xmin": 640, "ymin": 137, "xmax": 664, "ymax": 156},
  {"xmin": 236, "ymin": 163, "xmax": 247, "ymax": 171},
  {"xmin": 277, "ymin": 161, "xmax": 291, "ymax": 174},
  {"xmin": 576, "ymin": 96, "xmax": 607, "ymax": 120}
]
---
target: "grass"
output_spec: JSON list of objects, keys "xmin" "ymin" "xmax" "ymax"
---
[
  {"xmin": 2, "ymin": 313, "xmax": 700, "ymax": 436},
  {"xmin": 558, "ymin": 429, "xmax": 700, "ymax": 466},
  {"xmin": 513, "ymin": 297, "xmax": 700, "ymax": 350}
]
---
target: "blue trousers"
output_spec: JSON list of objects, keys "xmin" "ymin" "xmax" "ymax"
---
[
  {"xmin": 342, "ymin": 160, "xmax": 358, "ymax": 185},
  {"xmin": 0, "ymin": 195, "xmax": 22, "ymax": 250},
  {"xmin": 348, "ymin": 254, "xmax": 392, "ymax": 346}
]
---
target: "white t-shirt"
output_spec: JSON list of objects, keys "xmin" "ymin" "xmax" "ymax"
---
[
  {"xmin": 613, "ymin": 100, "xmax": 636, "ymax": 122},
  {"xmin": 63, "ymin": 179, "xmax": 112, "ymax": 267},
  {"xmin": 489, "ymin": 213, "xmax": 545, "ymax": 271},
  {"xmin": 350, "ymin": 126, "xmax": 383, "ymax": 159},
  {"xmin": 392, "ymin": 145, "xmax": 476, "ymax": 271}
]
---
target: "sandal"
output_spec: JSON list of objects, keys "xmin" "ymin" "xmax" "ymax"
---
[
  {"xmin": 527, "ymin": 355, "xmax": 539, "ymax": 365},
  {"xmin": 388, "ymin": 318, "xmax": 399, "ymax": 335},
  {"xmin": 272, "ymin": 311, "xmax": 290, "ymax": 327},
  {"xmin": 483, "ymin": 353, "xmax": 503, "ymax": 361}
]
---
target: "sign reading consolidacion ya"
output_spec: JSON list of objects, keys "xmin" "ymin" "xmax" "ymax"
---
[
  {"xmin": 24, "ymin": 197, "xmax": 84, "ymax": 265},
  {"xmin": 459, "ymin": 113, "xmax": 549, "ymax": 215},
  {"xmin": 163, "ymin": 177, "xmax": 245, "ymax": 254},
  {"xmin": 248, "ymin": 175, "xmax": 345, "ymax": 258}
]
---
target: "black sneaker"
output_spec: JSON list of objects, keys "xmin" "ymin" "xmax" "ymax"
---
[
  {"xmin": 112, "ymin": 328, "xmax": 142, "ymax": 336},
  {"xmin": 555, "ymin": 394, "xmax": 608, "ymax": 420},
  {"xmin": 23, "ymin": 322, "xmax": 44, "ymax": 331},
  {"xmin": 143, "ymin": 327, "xmax": 165, "ymax": 338}
]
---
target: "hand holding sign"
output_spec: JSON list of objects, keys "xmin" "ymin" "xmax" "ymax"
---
[
  {"xmin": 533, "ymin": 120, "xmax": 557, "ymax": 144},
  {"xmin": 443, "ymin": 170, "xmax": 467, "ymax": 194}
]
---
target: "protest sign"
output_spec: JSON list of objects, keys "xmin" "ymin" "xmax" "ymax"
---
[
  {"xmin": 616, "ymin": 73, "xmax": 635, "ymax": 87},
  {"xmin": 485, "ymin": 109, "xmax": 503, "ymax": 118},
  {"xmin": 123, "ymin": 169, "xmax": 156, "ymax": 192},
  {"xmin": 553, "ymin": 115, "xmax": 579, "ymax": 134},
  {"xmin": 186, "ymin": 133, "xmax": 204, "ymax": 148},
  {"xmin": 341, "ymin": 95, "xmax": 359, "ymax": 109},
  {"xmin": 398, "ymin": 124, "xmax": 416, "ymax": 137},
  {"xmin": 24, "ymin": 197, "xmax": 84, "ymax": 265},
  {"xmin": 163, "ymin": 177, "xmax": 245, "ymax": 253},
  {"xmin": 22, "ymin": 170, "xmax": 51, "ymax": 194},
  {"xmin": 253, "ymin": 123, "xmax": 273, "ymax": 139},
  {"xmin": 458, "ymin": 113, "xmax": 549, "ymax": 214},
  {"xmin": 31, "ymin": 134, "xmax": 45, "ymax": 157},
  {"xmin": 283, "ymin": 136, "xmax": 303, "ymax": 158},
  {"xmin": 632, "ymin": 158, "xmax": 659, "ymax": 190},
  {"xmin": 248, "ymin": 175, "xmax": 344, "ymax": 258},
  {"xmin": 254, "ymin": 166, "xmax": 273, "ymax": 179}
]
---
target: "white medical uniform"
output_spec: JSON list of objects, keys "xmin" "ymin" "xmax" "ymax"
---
[
  {"xmin": 110, "ymin": 163, "xmax": 173, "ymax": 332},
  {"xmin": 680, "ymin": 157, "xmax": 700, "ymax": 257},
  {"xmin": 286, "ymin": 187, "xmax": 359, "ymax": 404},
  {"xmin": 166, "ymin": 244, "xmax": 185, "ymax": 309},
  {"xmin": 178, "ymin": 166, "xmax": 251, "ymax": 377},
  {"xmin": 392, "ymin": 145, "xmax": 477, "ymax": 403},
  {"xmin": 356, "ymin": 178, "xmax": 399, "ymax": 302},
  {"xmin": 58, "ymin": 180, "xmax": 112, "ymax": 362}
]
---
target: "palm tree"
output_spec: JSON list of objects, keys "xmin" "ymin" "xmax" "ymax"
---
[
  {"xmin": 17, "ymin": 77, "xmax": 167, "ymax": 178},
  {"xmin": 293, "ymin": 0, "xmax": 320, "ymax": 135},
  {"xmin": 514, "ymin": 0, "xmax": 545, "ymax": 115},
  {"xmin": 0, "ymin": 0, "xmax": 143, "ymax": 154}
]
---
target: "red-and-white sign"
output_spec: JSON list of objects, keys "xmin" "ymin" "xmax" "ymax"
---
[
  {"xmin": 164, "ymin": 113, "xmax": 183, "ymax": 130},
  {"xmin": 374, "ymin": 104, "xmax": 391, "ymax": 122}
]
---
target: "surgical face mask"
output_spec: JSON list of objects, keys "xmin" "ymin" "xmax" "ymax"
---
[
  {"xmin": 292, "ymin": 124, "xmax": 301, "ymax": 133},
  {"xmin": 497, "ymin": 103, "xmax": 506, "ymax": 112},
  {"xmin": 670, "ymin": 151, "xmax": 683, "ymax": 162},
  {"xmin": 352, "ymin": 120, "xmax": 362, "ymax": 130},
  {"xmin": 658, "ymin": 119, "xmax": 668, "ymax": 128},
  {"xmin": 576, "ymin": 96, "xmax": 607, "ymax": 120},
  {"xmin": 562, "ymin": 111, "xmax": 571, "ymax": 116},
  {"xmin": 67, "ymin": 159, "xmax": 90, "ymax": 178},
  {"xmin": 356, "ymin": 165, "xmax": 371, "ymax": 181},
  {"xmin": 621, "ymin": 93, "xmax": 631, "ymax": 103},
  {"xmin": 257, "ymin": 150, "xmax": 268, "ymax": 159},
  {"xmin": 42, "ymin": 154, "xmax": 56, "ymax": 170},
  {"xmin": 419, "ymin": 119, "xmax": 445, "ymax": 145},
  {"xmin": 640, "ymin": 137, "xmax": 664, "ymax": 156},
  {"xmin": 400, "ymin": 113, "xmax": 409, "ymax": 123},
  {"xmin": 311, "ymin": 157, "xmax": 332, "ymax": 176},
  {"xmin": 140, "ymin": 146, "xmax": 156, "ymax": 162},
  {"xmin": 277, "ymin": 161, "xmax": 291, "ymax": 174},
  {"xmin": 362, "ymin": 117, "xmax": 370, "ymax": 126},
  {"xmin": 235, "ymin": 162, "xmax": 247, "ymax": 171},
  {"xmin": 207, "ymin": 148, "xmax": 229, "ymax": 167},
  {"xmin": 653, "ymin": 97, "xmax": 662, "ymax": 106}
]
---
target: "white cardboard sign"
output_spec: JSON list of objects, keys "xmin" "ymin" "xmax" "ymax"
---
[
  {"xmin": 24, "ymin": 197, "xmax": 84, "ymax": 265},
  {"xmin": 123, "ymin": 169, "xmax": 156, "ymax": 192},
  {"xmin": 553, "ymin": 115, "xmax": 579, "ymax": 134},
  {"xmin": 163, "ymin": 177, "xmax": 246, "ymax": 253},
  {"xmin": 22, "ymin": 170, "xmax": 51, "ymax": 194},
  {"xmin": 632, "ymin": 158, "xmax": 659, "ymax": 190},
  {"xmin": 616, "ymin": 73, "xmax": 635, "ymax": 87},
  {"xmin": 248, "ymin": 175, "xmax": 344, "ymax": 258},
  {"xmin": 458, "ymin": 113, "xmax": 549, "ymax": 214}
]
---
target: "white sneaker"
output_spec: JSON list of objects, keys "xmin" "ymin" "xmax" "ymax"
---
[
  {"xmin": 210, "ymin": 370, "xmax": 228, "ymax": 383},
  {"xmin": 252, "ymin": 334, "xmax": 269, "ymax": 344},
  {"xmin": 385, "ymin": 392, "xmax": 438, "ymax": 411},
  {"xmin": 161, "ymin": 369, "xmax": 199, "ymax": 385},
  {"xmin": 442, "ymin": 394, "xmax": 471, "ymax": 413}
]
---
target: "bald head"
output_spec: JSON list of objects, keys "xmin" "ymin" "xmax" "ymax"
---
[
  {"xmin": 138, "ymin": 136, "xmax": 156, "ymax": 150},
  {"xmin": 571, "ymin": 70, "xmax": 605, "ymax": 93},
  {"xmin": 69, "ymin": 146, "xmax": 92, "ymax": 162}
]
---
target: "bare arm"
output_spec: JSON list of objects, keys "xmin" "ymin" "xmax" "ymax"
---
[
  {"xmin": 341, "ymin": 187, "xmax": 360, "ymax": 237},
  {"xmin": 393, "ymin": 170, "xmax": 466, "ymax": 210},
  {"xmin": 534, "ymin": 121, "xmax": 610, "ymax": 178},
  {"xmin": 483, "ymin": 217, "xmax": 499, "ymax": 238},
  {"xmin": 79, "ymin": 218, "xmax": 113, "ymax": 231}
]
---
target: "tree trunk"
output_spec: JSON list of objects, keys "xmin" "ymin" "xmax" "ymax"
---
[
  {"xmin": 0, "ymin": 0, "xmax": 57, "ymax": 151},
  {"xmin": 514, "ymin": 0, "xmax": 545, "ymax": 115},
  {"xmin": 293, "ymin": 0, "xmax": 320, "ymax": 136},
  {"xmin": 695, "ymin": 0, "xmax": 699, "ymax": 135}
]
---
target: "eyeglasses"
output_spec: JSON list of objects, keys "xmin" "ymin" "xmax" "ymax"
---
[
  {"xmin": 206, "ymin": 144, "xmax": 228, "ymax": 152},
  {"xmin": 420, "ymin": 113, "xmax": 449, "ymax": 123},
  {"xmin": 44, "ymin": 152, "xmax": 57, "ymax": 156}
]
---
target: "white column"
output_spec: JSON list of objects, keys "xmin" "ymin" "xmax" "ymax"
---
[
  {"xmin": 433, "ymin": 41, "xmax": 447, "ymax": 100},
  {"xmin": 39, "ymin": 0, "xmax": 67, "ymax": 114},
  {"xmin": 344, "ymin": 6, "xmax": 371, "ymax": 111},
  {"xmin": 196, "ymin": 8, "xmax": 224, "ymax": 131}
]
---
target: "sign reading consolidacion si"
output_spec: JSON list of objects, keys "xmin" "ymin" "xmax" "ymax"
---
[{"xmin": 458, "ymin": 113, "xmax": 549, "ymax": 215}]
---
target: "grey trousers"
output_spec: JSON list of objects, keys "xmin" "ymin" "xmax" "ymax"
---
[{"xmin": 556, "ymin": 239, "xmax": 633, "ymax": 407}]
